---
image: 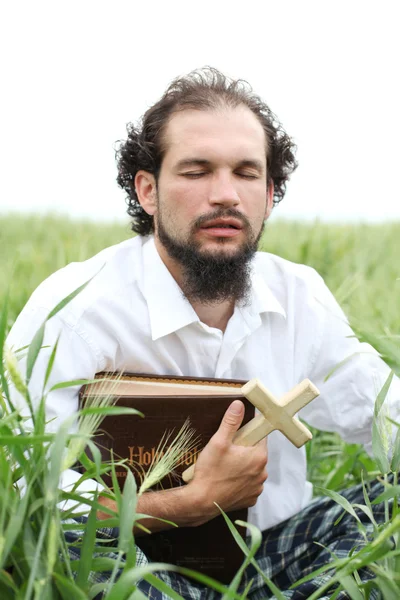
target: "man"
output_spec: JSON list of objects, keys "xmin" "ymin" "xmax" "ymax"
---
[{"xmin": 8, "ymin": 68, "xmax": 399, "ymax": 599}]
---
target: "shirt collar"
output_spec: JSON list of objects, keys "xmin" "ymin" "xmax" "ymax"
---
[
  {"xmin": 249, "ymin": 269, "xmax": 287, "ymax": 320},
  {"xmin": 141, "ymin": 237, "xmax": 199, "ymax": 340},
  {"xmin": 140, "ymin": 236, "xmax": 286, "ymax": 341}
]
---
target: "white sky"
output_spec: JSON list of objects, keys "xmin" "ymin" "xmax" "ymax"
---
[{"xmin": 1, "ymin": 0, "xmax": 399, "ymax": 223}]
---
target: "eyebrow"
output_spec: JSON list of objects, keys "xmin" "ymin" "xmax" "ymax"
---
[
  {"xmin": 175, "ymin": 159, "xmax": 211, "ymax": 169},
  {"xmin": 175, "ymin": 158, "xmax": 265, "ymax": 172}
]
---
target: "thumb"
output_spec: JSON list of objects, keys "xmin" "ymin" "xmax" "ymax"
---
[{"xmin": 216, "ymin": 400, "xmax": 245, "ymax": 442}]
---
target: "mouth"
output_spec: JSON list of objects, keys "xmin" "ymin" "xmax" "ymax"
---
[
  {"xmin": 198, "ymin": 218, "xmax": 244, "ymax": 238},
  {"xmin": 200, "ymin": 218, "xmax": 243, "ymax": 230}
]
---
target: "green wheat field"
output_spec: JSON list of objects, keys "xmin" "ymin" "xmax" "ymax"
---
[
  {"xmin": 1, "ymin": 212, "xmax": 400, "ymax": 599},
  {"xmin": 2, "ymin": 213, "xmax": 400, "ymax": 487}
]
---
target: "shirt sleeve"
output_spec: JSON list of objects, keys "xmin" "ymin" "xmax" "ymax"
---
[
  {"xmin": 6, "ymin": 303, "xmax": 105, "ymax": 505},
  {"xmin": 297, "ymin": 270, "xmax": 400, "ymax": 455}
]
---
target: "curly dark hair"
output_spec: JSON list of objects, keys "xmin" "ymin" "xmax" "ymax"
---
[{"xmin": 116, "ymin": 67, "xmax": 298, "ymax": 236}]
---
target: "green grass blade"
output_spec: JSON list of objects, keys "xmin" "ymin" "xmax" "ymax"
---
[
  {"xmin": 314, "ymin": 486, "xmax": 362, "ymax": 524},
  {"xmin": 0, "ymin": 583, "xmax": 17, "ymax": 600},
  {"xmin": 88, "ymin": 583, "xmax": 109, "ymax": 599},
  {"xmin": 212, "ymin": 506, "xmax": 265, "ymax": 600},
  {"xmin": 373, "ymin": 573, "xmax": 400, "ymax": 597},
  {"xmin": 352, "ymin": 538, "xmax": 394, "ymax": 567},
  {"xmin": 354, "ymin": 330, "xmax": 400, "ymax": 377},
  {"xmin": 323, "ymin": 352, "xmax": 363, "ymax": 382},
  {"xmin": 326, "ymin": 586, "xmax": 344, "ymax": 600},
  {"xmin": 0, "ymin": 292, "xmax": 10, "ymax": 400},
  {"xmin": 118, "ymin": 469, "xmax": 138, "ymax": 553},
  {"xmin": 213, "ymin": 506, "xmax": 250, "ymax": 556},
  {"xmin": 371, "ymin": 485, "xmax": 400, "ymax": 504},
  {"xmin": 100, "ymin": 459, "xmax": 127, "ymax": 594},
  {"xmin": 238, "ymin": 578, "xmax": 253, "ymax": 600},
  {"xmin": 0, "ymin": 485, "xmax": 31, "ymax": 568},
  {"xmin": 25, "ymin": 322, "xmax": 45, "ymax": 385},
  {"xmin": 46, "ymin": 275, "xmax": 99, "ymax": 321},
  {"xmin": 42, "ymin": 334, "xmax": 60, "ymax": 392},
  {"xmin": 104, "ymin": 563, "xmax": 242, "ymax": 600},
  {"xmin": 53, "ymin": 572, "xmax": 89, "ymax": 600},
  {"xmin": 372, "ymin": 372, "xmax": 393, "ymax": 475},
  {"xmin": 75, "ymin": 490, "xmax": 99, "ymax": 591},
  {"xmin": 0, "ymin": 427, "xmax": 31, "ymax": 475},
  {"xmin": 351, "ymin": 504, "xmax": 377, "ymax": 527},
  {"xmin": 27, "ymin": 274, "xmax": 100, "ymax": 385},
  {"xmin": 336, "ymin": 575, "xmax": 364, "ymax": 600},
  {"xmin": 59, "ymin": 491, "xmax": 115, "ymax": 518},
  {"xmin": 374, "ymin": 371, "xmax": 394, "ymax": 415},
  {"xmin": 372, "ymin": 417, "xmax": 390, "ymax": 475},
  {"xmin": 45, "ymin": 422, "xmax": 70, "ymax": 505},
  {"xmin": 85, "ymin": 440, "xmax": 103, "ymax": 477},
  {"xmin": 323, "ymin": 454, "xmax": 359, "ymax": 490},
  {"xmin": 142, "ymin": 573, "xmax": 186, "ymax": 600},
  {"xmin": 49, "ymin": 375, "xmax": 112, "ymax": 392},
  {"xmin": 48, "ymin": 378, "xmax": 101, "ymax": 392},
  {"xmin": 75, "ymin": 557, "xmax": 120, "ymax": 572},
  {"xmin": 211, "ymin": 505, "xmax": 285, "ymax": 599},
  {"xmin": 46, "ymin": 514, "xmax": 59, "ymax": 578},
  {"xmin": 361, "ymin": 473, "xmax": 377, "ymax": 527},
  {"xmin": 0, "ymin": 434, "xmax": 55, "ymax": 445},
  {"xmin": 0, "ymin": 569, "xmax": 18, "ymax": 595},
  {"xmin": 79, "ymin": 406, "xmax": 143, "ymax": 417},
  {"xmin": 243, "ymin": 560, "xmax": 286, "ymax": 600},
  {"xmin": 110, "ymin": 455, "xmax": 122, "ymax": 505},
  {"xmin": 391, "ymin": 425, "xmax": 400, "ymax": 472},
  {"xmin": 24, "ymin": 510, "xmax": 50, "ymax": 599}
]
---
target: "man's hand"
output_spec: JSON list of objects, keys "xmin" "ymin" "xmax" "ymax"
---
[
  {"xmin": 98, "ymin": 399, "xmax": 268, "ymax": 531},
  {"xmin": 186, "ymin": 399, "xmax": 268, "ymax": 523}
]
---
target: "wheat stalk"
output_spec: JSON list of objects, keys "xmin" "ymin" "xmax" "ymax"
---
[
  {"xmin": 62, "ymin": 376, "xmax": 120, "ymax": 470},
  {"xmin": 139, "ymin": 419, "xmax": 199, "ymax": 495}
]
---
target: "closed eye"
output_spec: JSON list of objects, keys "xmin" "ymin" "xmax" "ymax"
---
[
  {"xmin": 236, "ymin": 172, "xmax": 259, "ymax": 179},
  {"xmin": 180, "ymin": 172, "xmax": 207, "ymax": 179},
  {"xmin": 180, "ymin": 171, "xmax": 259, "ymax": 179}
]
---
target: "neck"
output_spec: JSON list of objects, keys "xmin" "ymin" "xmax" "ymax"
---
[{"xmin": 190, "ymin": 298, "xmax": 235, "ymax": 332}]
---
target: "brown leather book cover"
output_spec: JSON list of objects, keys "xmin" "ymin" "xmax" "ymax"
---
[{"xmin": 80, "ymin": 372, "xmax": 255, "ymax": 583}]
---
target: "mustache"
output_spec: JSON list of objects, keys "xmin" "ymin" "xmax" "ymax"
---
[{"xmin": 191, "ymin": 208, "xmax": 251, "ymax": 231}]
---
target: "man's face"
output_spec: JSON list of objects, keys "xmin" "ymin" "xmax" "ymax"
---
[
  {"xmin": 155, "ymin": 105, "xmax": 271, "ymax": 259},
  {"xmin": 136, "ymin": 105, "xmax": 273, "ymax": 303}
]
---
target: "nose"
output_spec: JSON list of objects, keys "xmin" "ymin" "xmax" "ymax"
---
[{"xmin": 208, "ymin": 172, "xmax": 240, "ymax": 208}]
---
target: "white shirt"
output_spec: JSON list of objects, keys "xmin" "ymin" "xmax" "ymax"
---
[{"xmin": 7, "ymin": 235, "xmax": 400, "ymax": 531}]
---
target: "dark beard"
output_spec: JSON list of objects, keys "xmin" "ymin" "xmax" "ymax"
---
[{"xmin": 157, "ymin": 208, "xmax": 264, "ymax": 305}]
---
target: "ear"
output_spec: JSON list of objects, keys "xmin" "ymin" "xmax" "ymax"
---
[
  {"xmin": 265, "ymin": 181, "xmax": 274, "ymax": 219},
  {"xmin": 135, "ymin": 170, "xmax": 158, "ymax": 216}
]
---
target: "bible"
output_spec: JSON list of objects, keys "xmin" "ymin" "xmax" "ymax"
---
[{"xmin": 79, "ymin": 372, "xmax": 256, "ymax": 583}]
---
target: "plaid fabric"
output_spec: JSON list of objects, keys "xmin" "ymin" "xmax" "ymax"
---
[{"xmin": 65, "ymin": 477, "xmax": 392, "ymax": 599}]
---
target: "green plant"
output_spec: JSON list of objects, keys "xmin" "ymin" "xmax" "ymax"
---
[
  {"xmin": 1, "ymin": 215, "xmax": 400, "ymax": 598},
  {"xmin": 0, "ymin": 289, "xmax": 261, "ymax": 599}
]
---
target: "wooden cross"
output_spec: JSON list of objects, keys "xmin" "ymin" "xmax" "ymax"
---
[{"xmin": 182, "ymin": 378, "xmax": 320, "ymax": 483}]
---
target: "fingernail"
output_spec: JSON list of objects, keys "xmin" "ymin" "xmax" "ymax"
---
[{"xmin": 230, "ymin": 400, "xmax": 242, "ymax": 415}]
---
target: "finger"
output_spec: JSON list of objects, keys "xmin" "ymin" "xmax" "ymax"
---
[{"xmin": 215, "ymin": 400, "xmax": 245, "ymax": 442}]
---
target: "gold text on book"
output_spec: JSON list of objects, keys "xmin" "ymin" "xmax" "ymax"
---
[{"xmin": 128, "ymin": 445, "xmax": 199, "ymax": 467}]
